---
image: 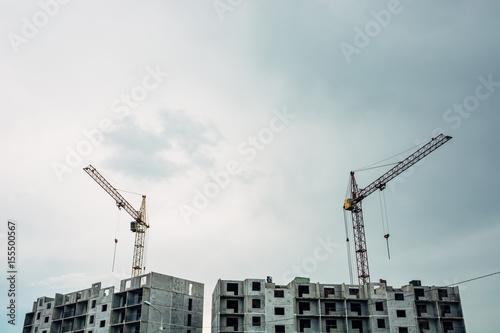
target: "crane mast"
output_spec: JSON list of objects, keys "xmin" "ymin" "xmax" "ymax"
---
[
  {"xmin": 83, "ymin": 165, "xmax": 149, "ymax": 277},
  {"xmin": 344, "ymin": 134, "xmax": 452, "ymax": 285}
]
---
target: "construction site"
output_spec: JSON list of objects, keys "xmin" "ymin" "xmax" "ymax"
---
[{"xmin": 23, "ymin": 135, "xmax": 467, "ymax": 333}]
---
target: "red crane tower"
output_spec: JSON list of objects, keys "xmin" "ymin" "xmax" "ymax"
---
[{"xmin": 343, "ymin": 134, "xmax": 452, "ymax": 285}]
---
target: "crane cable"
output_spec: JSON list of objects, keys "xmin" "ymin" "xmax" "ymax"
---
[
  {"xmin": 354, "ymin": 140, "xmax": 428, "ymax": 172},
  {"xmin": 143, "ymin": 211, "xmax": 150, "ymax": 273},
  {"xmin": 343, "ymin": 209, "xmax": 354, "ymax": 285},
  {"xmin": 112, "ymin": 209, "xmax": 122, "ymax": 272},
  {"xmin": 379, "ymin": 190, "xmax": 391, "ymax": 259}
]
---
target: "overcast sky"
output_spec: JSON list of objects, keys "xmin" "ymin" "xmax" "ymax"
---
[{"xmin": 1, "ymin": 1, "xmax": 499, "ymax": 332}]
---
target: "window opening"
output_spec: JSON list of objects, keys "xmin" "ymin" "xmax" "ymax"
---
[
  {"xmin": 252, "ymin": 299, "xmax": 261, "ymax": 308},
  {"xmin": 324, "ymin": 288, "xmax": 335, "ymax": 297}
]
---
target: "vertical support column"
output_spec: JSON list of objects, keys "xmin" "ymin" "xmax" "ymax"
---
[{"xmin": 349, "ymin": 172, "xmax": 370, "ymax": 285}]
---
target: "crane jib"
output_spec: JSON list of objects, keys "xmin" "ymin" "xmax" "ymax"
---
[
  {"xmin": 347, "ymin": 134, "xmax": 452, "ymax": 205},
  {"xmin": 83, "ymin": 164, "xmax": 149, "ymax": 278}
]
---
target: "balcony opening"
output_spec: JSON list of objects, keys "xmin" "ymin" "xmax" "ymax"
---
[
  {"xmin": 326, "ymin": 319, "xmax": 337, "ymax": 332},
  {"xmin": 438, "ymin": 289, "xmax": 448, "ymax": 300},
  {"xmin": 298, "ymin": 302, "xmax": 310, "ymax": 314},
  {"xmin": 351, "ymin": 303, "xmax": 361, "ymax": 315},
  {"xmin": 441, "ymin": 305, "xmax": 451, "ymax": 317},
  {"xmin": 227, "ymin": 300, "xmax": 238, "ymax": 313},
  {"xmin": 275, "ymin": 325, "xmax": 285, "ymax": 333},
  {"xmin": 418, "ymin": 320, "xmax": 430, "ymax": 331},
  {"xmin": 415, "ymin": 288, "xmax": 425, "ymax": 300},
  {"xmin": 325, "ymin": 302, "xmax": 336, "ymax": 314},
  {"xmin": 226, "ymin": 317, "xmax": 238, "ymax": 331},
  {"xmin": 299, "ymin": 319, "xmax": 311, "ymax": 332},
  {"xmin": 443, "ymin": 321, "xmax": 454, "ymax": 333},
  {"xmin": 417, "ymin": 304, "xmax": 427, "ymax": 316},
  {"xmin": 298, "ymin": 285, "xmax": 309, "ymax": 297},
  {"xmin": 227, "ymin": 283, "xmax": 239, "ymax": 295},
  {"xmin": 352, "ymin": 319, "xmax": 362, "ymax": 332}
]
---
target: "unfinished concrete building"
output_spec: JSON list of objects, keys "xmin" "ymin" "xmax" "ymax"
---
[
  {"xmin": 23, "ymin": 272, "xmax": 203, "ymax": 333},
  {"xmin": 211, "ymin": 277, "xmax": 465, "ymax": 333}
]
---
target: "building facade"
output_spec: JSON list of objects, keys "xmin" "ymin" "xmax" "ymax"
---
[
  {"xmin": 211, "ymin": 277, "xmax": 465, "ymax": 333},
  {"xmin": 23, "ymin": 272, "xmax": 204, "ymax": 333}
]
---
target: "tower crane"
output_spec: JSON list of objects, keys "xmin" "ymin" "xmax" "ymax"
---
[
  {"xmin": 343, "ymin": 134, "xmax": 452, "ymax": 285},
  {"xmin": 83, "ymin": 165, "xmax": 149, "ymax": 278}
]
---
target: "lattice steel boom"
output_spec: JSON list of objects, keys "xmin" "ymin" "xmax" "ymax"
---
[
  {"xmin": 343, "ymin": 134, "xmax": 452, "ymax": 285},
  {"xmin": 83, "ymin": 165, "xmax": 149, "ymax": 277}
]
